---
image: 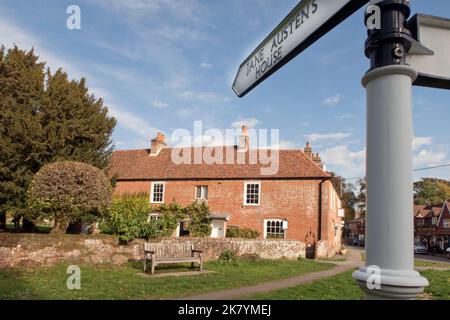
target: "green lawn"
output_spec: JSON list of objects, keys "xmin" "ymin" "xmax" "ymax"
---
[
  {"xmin": 0, "ymin": 259, "xmax": 333, "ymax": 300},
  {"xmin": 247, "ymin": 269, "xmax": 450, "ymax": 300},
  {"xmin": 361, "ymin": 252, "xmax": 450, "ymax": 268}
]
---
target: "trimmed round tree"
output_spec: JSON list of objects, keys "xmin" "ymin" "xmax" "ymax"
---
[{"xmin": 28, "ymin": 161, "xmax": 112, "ymax": 233}]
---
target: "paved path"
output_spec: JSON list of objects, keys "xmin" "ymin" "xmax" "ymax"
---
[{"xmin": 180, "ymin": 250, "xmax": 362, "ymax": 300}]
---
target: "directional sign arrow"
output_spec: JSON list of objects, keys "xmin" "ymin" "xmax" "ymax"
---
[{"xmin": 232, "ymin": 0, "xmax": 368, "ymax": 97}]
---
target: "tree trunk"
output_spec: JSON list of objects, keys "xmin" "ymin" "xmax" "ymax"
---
[
  {"xmin": 22, "ymin": 218, "xmax": 36, "ymax": 233},
  {"xmin": 0, "ymin": 210, "xmax": 6, "ymax": 230},
  {"xmin": 51, "ymin": 214, "xmax": 70, "ymax": 234}
]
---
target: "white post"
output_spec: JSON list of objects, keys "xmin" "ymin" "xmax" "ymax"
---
[{"xmin": 352, "ymin": 65, "xmax": 429, "ymax": 299}]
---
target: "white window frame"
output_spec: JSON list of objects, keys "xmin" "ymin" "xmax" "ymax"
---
[
  {"xmin": 195, "ymin": 185, "xmax": 209, "ymax": 200},
  {"xmin": 148, "ymin": 213, "xmax": 162, "ymax": 222},
  {"xmin": 444, "ymin": 219, "xmax": 450, "ymax": 229},
  {"xmin": 263, "ymin": 219, "xmax": 286, "ymax": 239},
  {"xmin": 150, "ymin": 182, "xmax": 165, "ymax": 204},
  {"xmin": 432, "ymin": 216, "xmax": 438, "ymax": 225},
  {"xmin": 244, "ymin": 181, "xmax": 261, "ymax": 206}
]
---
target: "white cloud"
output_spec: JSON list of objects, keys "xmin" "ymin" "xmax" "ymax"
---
[
  {"xmin": 338, "ymin": 113, "xmax": 356, "ymax": 120},
  {"xmin": 152, "ymin": 100, "xmax": 169, "ymax": 108},
  {"xmin": 323, "ymin": 94, "xmax": 343, "ymax": 107},
  {"xmin": 200, "ymin": 62, "xmax": 212, "ymax": 69},
  {"xmin": 414, "ymin": 149, "xmax": 447, "ymax": 168},
  {"xmin": 231, "ymin": 118, "xmax": 261, "ymax": 129},
  {"xmin": 180, "ymin": 90, "xmax": 230, "ymax": 103},
  {"xmin": 321, "ymin": 145, "xmax": 366, "ymax": 178},
  {"xmin": 307, "ymin": 132, "xmax": 352, "ymax": 143},
  {"xmin": 413, "ymin": 136, "xmax": 433, "ymax": 150}
]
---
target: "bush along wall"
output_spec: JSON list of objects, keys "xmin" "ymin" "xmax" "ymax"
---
[
  {"xmin": 100, "ymin": 195, "xmax": 213, "ymax": 242},
  {"xmin": 226, "ymin": 226, "xmax": 260, "ymax": 239}
]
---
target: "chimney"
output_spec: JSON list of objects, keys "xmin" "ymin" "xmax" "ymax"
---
[
  {"xmin": 304, "ymin": 142, "xmax": 312, "ymax": 159},
  {"xmin": 150, "ymin": 132, "xmax": 167, "ymax": 156},
  {"xmin": 238, "ymin": 125, "xmax": 249, "ymax": 152},
  {"xmin": 313, "ymin": 153, "xmax": 324, "ymax": 169}
]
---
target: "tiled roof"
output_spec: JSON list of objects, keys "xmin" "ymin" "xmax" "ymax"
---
[
  {"xmin": 108, "ymin": 147, "xmax": 330, "ymax": 180},
  {"xmin": 413, "ymin": 204, "xmax": 441, "ymax": 218}
]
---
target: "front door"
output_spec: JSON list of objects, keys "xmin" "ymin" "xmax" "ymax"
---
[
  {"xmin": 305, "ymin": 229, "xmax": 316, "ymax": 259},
  {"xmin": 211, "ymin": 219, "xmax": 225, "ymax": 238}
]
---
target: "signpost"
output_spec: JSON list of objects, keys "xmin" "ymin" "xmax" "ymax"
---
[
  {"xmin": 233, "ymin": 0, "xmax": 449, "ymax": 300},
  {"xmin": 407, "ymin": 14, "xmax": 450, "ymax": 90},
  {"xmin": 232, "ymin": 0, "xmax": 369, "ymax": 97}
]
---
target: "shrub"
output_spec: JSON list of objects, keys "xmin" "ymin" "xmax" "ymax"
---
[
  {"xmin": 99, "ymin": 193, "xmax": 153, "ymax": 243},
  {"xmin": 239, "ymin": 253, "xmax": 261, "ymax": 263},
  {"xmin": 100, "ymin": 196, "xmax": 186, "ymax": 243},
  {"xmin": 218, "ymin": 250, "xmax": 238, "ymax": 263},
  {"xmin": 186, "ymin": 202, "xmax": 212, "ymax": 237},
  {"xmin": 27, "ymin": 161, "xmax": 111, "ymax": 233},
  {"xmin": 226, "ymin": 226, "xmax": 260, "ymax": 239}
]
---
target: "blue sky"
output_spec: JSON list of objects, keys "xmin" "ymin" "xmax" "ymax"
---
[{"xmin": 0, "ymin": 0, "xmax": 449, "ymax": 181}]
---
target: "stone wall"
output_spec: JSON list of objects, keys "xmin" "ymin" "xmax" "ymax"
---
[{"xmin": 0, "ymin": 233, "xmax": 310, "ymax": 269}]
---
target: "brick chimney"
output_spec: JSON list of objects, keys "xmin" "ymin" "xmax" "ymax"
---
[
  {"xmin": 304, "ymin": 142, "xmax": 312, "ymax": 159},
  {"xmin": 313, "ymin": 153, "xmax": 324, "ymax": 169},
  {"xmin": 238, "ymin": 125, "xmax": 249, "ymax": 152},
  {"xmin": 150, "ymin": 132, "xmax": 167, "ymax": 156}
]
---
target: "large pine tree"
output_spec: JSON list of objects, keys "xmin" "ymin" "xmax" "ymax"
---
[{"xmin": 0, "ymin": 46, "xmax": 116, "ymax": 230}]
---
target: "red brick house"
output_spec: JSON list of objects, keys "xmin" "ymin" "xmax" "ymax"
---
[
  {"xmin": 414, "ymin": 201, "xmax": 450, "ymax": 251},
  {"xmin": 108, "ymin": 127, "xmax": 344, "ymax": 257}
]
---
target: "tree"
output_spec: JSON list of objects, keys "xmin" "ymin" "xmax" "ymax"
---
[
  {"xmin": 329, "ymin": 172, "xmax": 358, "ymax": 221},
  {"xmin": 414, "ymin": 178, "xmax": 450, "ymax": 207},
  {"xmin": 0, "ymin": 46, "xmax": 116, "ymax": 231},
  {"xmin": 27, "ymin": 161, "xmax": 112, "ymax": 233},
  {"xmin": 0, "ymin": 46, "xmax": 46, "ymax": 231},
  {"xmin": 355, "ymin": 178, "xmax": 367, "ymax": 217}
]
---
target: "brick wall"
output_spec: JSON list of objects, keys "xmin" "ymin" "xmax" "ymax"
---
[{"xmin": 115, "ymin": 179, "xmax": 342, "ymax": 247}]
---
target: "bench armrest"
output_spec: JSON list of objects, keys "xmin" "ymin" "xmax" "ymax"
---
[{"xmin": 144, "ymin": 250, "xmax": 156, "ymax": 259}]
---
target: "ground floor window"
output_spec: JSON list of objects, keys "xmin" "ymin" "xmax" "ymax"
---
[{"xmin": 264, "ymin": 219, "xmax": 285, "ymax": 239}]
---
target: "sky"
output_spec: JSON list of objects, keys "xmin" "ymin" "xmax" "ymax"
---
[{"xmin": 0, "ymin": 0, "xmax": 449, "ymax": 182}]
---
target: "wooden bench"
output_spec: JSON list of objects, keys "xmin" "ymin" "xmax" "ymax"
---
[{"xmin": 143, "ymin": 243, "xmax": 203, "ymax": 274}]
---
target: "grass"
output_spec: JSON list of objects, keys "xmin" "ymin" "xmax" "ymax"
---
[
  {"xmin": 247, "ymin": 270, "xmax": 363, "ymax": 300},
  {"xmin": 0, "ymin": 258, "xmax": 333, "ymax": 300},
  {"xmin": 361, "ymin": 252, "xmax": 449, "ymax": 268},
  {"xmin": 5, "ymin": 223, "xmax": 52, "ymax": 234},
  {"xmin": 247, "ymin": 269, "xmax": 450, "ymax": 300}
]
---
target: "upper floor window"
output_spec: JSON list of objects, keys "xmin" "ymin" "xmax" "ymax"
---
[
  {"xmin": 416, "ymin": 219, "xmax": 425, "ymax": 227},
  {"xmin": 244, "ymin": 182, "xmax": 261, "ymax": 205},
  {"xmin": 265, "ymin": 219, "xmax": 286, "ymax": 239},
  {"xmin": 432, "ymin": 217, "xmax": 438, "ymax": 225},
  {"xmin": 195, "ymin": 186, "xmax": 208, "ymax": 200},
  {"xmin": 151, "ymin": 182, "xmax": 165, "ymax": 203},
  {"xmin": 444, "ymin": 219, "xmax": 450, "ymax": 229}
]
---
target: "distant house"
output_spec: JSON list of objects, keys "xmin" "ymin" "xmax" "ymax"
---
[
  {"xmin": 413, "ymin": 201, "xmax": 450, "ymax": 251},
  {"xmin": 108, "ymin": 126, "xmax": 344, "ymax": 257},
  {"xmin": 344, "ymin": 217, "xmax": 365, "ymax": 241}
]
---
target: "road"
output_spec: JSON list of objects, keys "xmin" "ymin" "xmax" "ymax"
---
[{"xmin": 345, "ymin": 245, "xmax": 450, "ymax": 264}]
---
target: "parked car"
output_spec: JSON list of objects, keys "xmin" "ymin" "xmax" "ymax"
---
[
  {"xmin": 350, "ymin": 238, "xmax": 365, "ymax": 247},
  {"xmin": 446, "ymin": 247, "xmax": 450, "ymax": 259},
  {"xmin": 414, "ymin": 242, "xmax": 428, "ymax": 254}
]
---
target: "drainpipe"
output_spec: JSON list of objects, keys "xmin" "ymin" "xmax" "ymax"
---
[{"xmin": 318, "ymin": 178, "xmax": 330, "ymax": 241}]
